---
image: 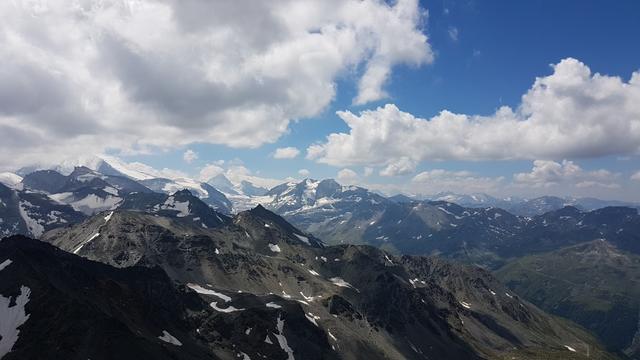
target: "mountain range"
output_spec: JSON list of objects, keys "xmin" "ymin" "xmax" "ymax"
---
[{"xmin": 1, "ymin": 158, "xmax": 639, "ymax": 358}]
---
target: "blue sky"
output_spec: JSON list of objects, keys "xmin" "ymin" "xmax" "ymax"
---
[
  {"xmin": 2, "ymin": 0, "xmax": 639, "ymax": 200},
  {"xmin": 122, "ymin": 0, "xmax": 640, "ymax": 199}
]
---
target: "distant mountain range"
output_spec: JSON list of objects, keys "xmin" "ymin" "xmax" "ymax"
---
[
  {"xmin": 1, "ymin": 159, "xmax": 639, "ymax": 357},
  {"xmin": 3, "ymin": 202, "xmax": 608, "ymax": 359}
]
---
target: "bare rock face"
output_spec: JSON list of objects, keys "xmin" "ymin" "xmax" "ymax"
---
[{"xmin": 34, "ymin": 206, "xmax": 615, "ymax": 360}]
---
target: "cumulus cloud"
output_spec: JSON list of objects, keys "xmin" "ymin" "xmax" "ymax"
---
[
  {"xmin": 632, "ymin": 171, "xmax": 640, "ymax": 181},
  {"xmin": 513, "ymin": 160, "xmax": 619, "ymax": 189},
  {"xmin": 273, "ymin": 147, "xmax": 301, "ymax": 159},
  {"xmin": 183, "ymin": 149, "xmax": 198, "ymax": 163},
  {"xmin": 336, "ymin": 168, "xmax": 359, "ymax": 184},
  {"xmin": 298, "ymin": 168, "xmax": 311, "ymax": 177},
  {"xmin": 379, "ymin": 157, "xmax": 417, "ymax": 176},
  {"xmin": 308, "ymin": 58, "xmax": 640, "ymax": 171},
  {"xmin": 0, "ymin": 0, "xmax": 432, "ymax": 170},
  {"xmin": 198, "ymin": 164, "xmax": 225, "ymax": 181},
  {"xmin": 411, "ymin": 169, "xmax": 504, "ymax": 194}
]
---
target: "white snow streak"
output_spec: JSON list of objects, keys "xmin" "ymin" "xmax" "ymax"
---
[
  {"xmin": 210, "ymin": 302, "xmax": 244, "ymax": 313},
  {"xmin": 158, "ymin": 330, "xmax": 182, "ymax": 346},
  {"xmin": 274, "ymin": 314, "xmax": 295, "ymax": 360},
  {"xmin": 0, "ymin": 259, "xmax": 12, "ymax": 272},
  {"xmin": 187, "ymin": 284, "xmax": 232, "ymax": 302}
]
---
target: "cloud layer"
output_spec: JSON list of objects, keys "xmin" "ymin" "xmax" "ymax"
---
[
  {"xmin": 0, "ymin": 0, "xmax": 431, "ymax": 169},
  {"xmin": 308, "ymin": 58, "xmax": 640, "ymax": 173}
]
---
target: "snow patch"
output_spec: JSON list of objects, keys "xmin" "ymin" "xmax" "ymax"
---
[
  {"xmin": 73, "ymin": 232, "xmax": 100, "ymax": 254},
  {"xmin": 158, "ymin": 330, "xmax": 182, "ymax": 346},
  {"xmin": 266, "ymin": 302, "xmax": 282, "ymax": 309},
  {"xmin": 459, "ymin": 301, "xmax": 471, "ymax": 309},
  {"xmin": 187, "ymin": 283, "xmax": 232, "ymax": 302},
  {"xmin": 210, "ymin": 301, "xmax": 244, "ymax": 313},
  {"xmin": 294, "ymin": 233, "xmax": 311, "ymax": 245},
  {"xmin": 564, "ymin": 345, "xmax": 576, "ymax": 352},
  {"xmin": 268, "ymin": 243, "xmax": 281, "ymax": 253},
  {"xmin": 274, "ymin": 314, "xmax": 295, "ymax": 360},
  {"xmin": 0, "ymin": 259, "xmax": 12, "ymax": 272},
  {"xmin": 329, "ymin": 277, "xmax": 358, "ymax": 291},
  {"xmin": 0, "ymin": 286, "xmax": 31, "ymax": 358},
  {"xmin": 161, "ymin": 196, "xmax": 190, "ymax": 217},
  {"xmin": 307, "ymin": 269, "xmax": 319, "ymax": 276},
  {"xmin": 18, "ymin": 201, "xmax": 45, "ymax": 238},
  {"xmin": 305, "ymin": 312, "xmax": 320, "ymax": 326}
]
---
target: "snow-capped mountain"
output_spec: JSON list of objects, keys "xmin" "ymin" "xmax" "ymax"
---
[
  {"xmin": 0, "ymin": 172, "xmax": 23, "ymax": 190},
  {"xmin": 21, "ymin": 166, "xmax": 152, "ymax": 215},
  {"xmin": 0, "ymin": 182, "xmax": 85, "ymax": 238}
]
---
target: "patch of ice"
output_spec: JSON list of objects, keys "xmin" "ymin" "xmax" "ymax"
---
[
  {"xmin": 18, "ymin": 201, "xmax": 45, "ymax": 238},
  {"xmin": 0, "ymin": 259, "xmax": 12, "ymax": 272},
  {"xmin": 158, "ymin": 330, "xmax": 182, "ymax": 346},
  {"xmin": 0, "ymin": 286, "xmax": 31, "ymax": 358},
  {"xmin": 294, "ymin": 233, "xmax": 310, "ymax": 245},
  {"xmin": 268, "ymin": 243, "xmax": 281, "ymax": 253},
  {"xmin": 103, "ymin": 186, "xmax": 119, "ymax": 196},
  {"xmin": 329, "ymin": 277, "xmax": 358, "ymax": 291},
  {"xmin": 274, "ymin": 314, "xmax": 295, "ymax": 360},
  {"xmin": 328, "ymin": 330, "xmax": 337, "ymax": 341},
  {"xmin": 307, "ymin": 269, "xmax": 319, "ymax": 276},
  {"xmin": 187, "ymin": 283, "xmax": 231, "ymax": 302},
  {"xmin": 161, "ymin": 196, "xmax": 190, "ymax": 217},
  {"xmin": 73, "ymin": 233, "xmax": 100, "ymax": 254},
  {"xmin": 305, "ymin": 313, "xmax": 320, "ymax": 326},
  {"xmin": 266, "ymin": 302, "xmax": 282, "ymax": 309},
  {"xmin": 210, "ymin": 301, "xmax": 244, "ymax": 313},
  {"xmin": 70, "ymin": 194, "xmax": 122, "ymax": 215}
]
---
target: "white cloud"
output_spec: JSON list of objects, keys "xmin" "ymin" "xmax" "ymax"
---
[
  {"xmin": 308, "ymin": 58, "xmax": 640, "ymax": 170},
  {"xmin": 379, "ymin": 157, "xmax": 416, "ymax": 176},
  {"xmin": 410, "ymin": 169, "xmax": 504, "ymax": 195},
  {"xmin": 363, "ymin": 167, "xmax": 374, "ymax": 177},
  {"xmin": 198, "ymin": 164, "xmax": 225, "ymax": 181},
  {"xmin": 336, "ymin": 168, "xmax": 359, "ymax": 184},
  {"xmin": 0, "ymin": 0, "xmax": 432, "ymax": 170},
  {"xmin": 632, "ymin": 171, "xmax": 640, "ymax": 181},
  {"xmin": 298, "ymin": 168, "xmax": 311, "ymax": 177},
  {"xmin": 448, "ymin": 27, "xmax": 459, "ymax": 42},
  {"xmin": 183, "ymin": 149, "xmax": 198, "ymax": 164},
  {"xmin": 225, "ymin": 165, "xmax": 284, "ymax": 189},
  {"xmin": 273, "ymin": 147, "xmax": 300, "ymax": 159},
  {"xmin": 513, "ymin": 160, "xmax": 619, "ymax": 189}
]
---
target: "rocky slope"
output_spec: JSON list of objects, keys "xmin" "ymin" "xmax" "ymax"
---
[
  {"xmin": 0, "ymin": 183, "xmax": 84, "ymax": 238},
  {"xmin": 495, "ymin": 240, "xmax": 640, "ymax": 358},
  {"xmin": 0, "ymin": 235, "xmax": 333, "ymax": 360},
  {"xmin": 40, "ymin": 206, "xmax": 614, "ymax": 359}
]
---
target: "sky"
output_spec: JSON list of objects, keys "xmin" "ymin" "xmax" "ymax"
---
[{"xmin": 1, "ymin": 0, "xmax": 640, "ymax": 200}]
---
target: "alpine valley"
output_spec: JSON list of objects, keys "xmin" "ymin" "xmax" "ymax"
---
[{"xmin": 1, "ymin": 157, "xmax": 639, "ymax": 359}]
